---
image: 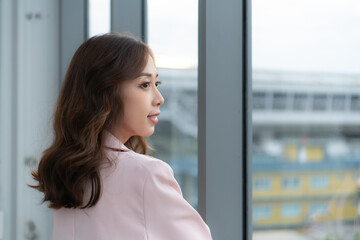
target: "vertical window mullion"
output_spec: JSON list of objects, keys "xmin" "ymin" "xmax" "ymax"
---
[
  {"xmin": 198, "ymin": 0, "xmax": 251, "ymax": 239},
  {"xmin": 111, "ymin": 0, "xmax": 145, "ymax": 41}
]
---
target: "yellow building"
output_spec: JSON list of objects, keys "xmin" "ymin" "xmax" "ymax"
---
[{"xmin": 253, "ymin": 160, "xmax": 359, "ymax": 229}]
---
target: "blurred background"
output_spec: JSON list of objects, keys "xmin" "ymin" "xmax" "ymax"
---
[
  {"xmin": 1, "ymin": 0, "xmax": 360, "ymax": 239},
  {"xmin": 252, "ymin": 0, "xmax": 360, "ymax": 239}
]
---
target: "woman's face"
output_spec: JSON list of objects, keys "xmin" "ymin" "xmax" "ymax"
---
[{"xmin": 111, "ymin": 55, "xmax": 164, "ymax": 143}]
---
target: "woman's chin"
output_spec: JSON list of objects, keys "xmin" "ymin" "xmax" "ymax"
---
[{"xmin": 141, "ymin": 128, "xmax": 155, "ymax": 137}]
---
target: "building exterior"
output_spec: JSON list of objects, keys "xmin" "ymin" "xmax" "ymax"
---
[{"xmin": 252, "ymin": 70, "xmax": 360, "ymax": 230}]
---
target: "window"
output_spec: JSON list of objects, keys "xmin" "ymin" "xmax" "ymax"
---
[
  {"xmin": 332, "ymin": 95, "xmax": 346, "ymax": 111},
  {"xmin": 87, "ymin": 0, "xmax": 111, "ymax": 37},
  {"xmin": 253, "ymin": 92, "xmax": 266, "ymax": 110},
  {"xmin": 282, "ymin": 177, "xmax": 300, "ymax": 190},
  {"xmin": 309, "ymin": 202, "xmax": 328, "ymax": 216},
  {"xmin": 293, "ymin": 94, "xmax": 308, "ymax": 111},
  {"xmin": 253, "ymin": 178, "xmax": 272, "ymax": 191},
  {"xmin": 350, "ymin": 95, "xmax": 360, "ymax": 111},
  {"xmin": 253, "ymin": 206, "xmax": 272, "ymax": 221},
  {"xmin": 281, "ymin": 204, "xmax": 301, "ymax": 218},
  {"xmin": 273, "ymin": 92, "xmax": 287, "ymax": 110},
  {"xmin": 310, "ymin": 176, "xmax": 329, "ymax": 189},
  {"xmin": 252, "ymin": 0, "xmax": 360, "ymax": 238},
  {"xmin": 147, "ymin": 0, "xmax": 198, "ymax": 208},
  {"xmin": 313, "ymin": 94, "xmax": 327, "ymax": 111}
]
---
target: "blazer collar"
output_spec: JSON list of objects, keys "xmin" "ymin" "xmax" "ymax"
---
[{"xmin": 102, "ymin": 130, "xmax": 130, "ymax": 152}]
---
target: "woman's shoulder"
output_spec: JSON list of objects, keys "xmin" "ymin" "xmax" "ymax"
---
[
  {"xmin": 121, "ymin": 150, "xmax": 172, "ymax": 175},
  {"xmin": 102, "ymin": 130, "xmax": 171, "ymax": 175},
  {"xmin": 100, "ymin": 150, "xmax": 174, "ymax": 198}
]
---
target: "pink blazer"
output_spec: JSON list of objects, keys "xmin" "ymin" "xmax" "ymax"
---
[{"xmin": 52, "ymin": 131, "xmax": 212, "ymax": 240}]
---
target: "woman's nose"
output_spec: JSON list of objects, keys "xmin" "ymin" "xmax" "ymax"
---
[{"xmin": 153, "ymin": 88, "xmax": 164, "ymax": 106}]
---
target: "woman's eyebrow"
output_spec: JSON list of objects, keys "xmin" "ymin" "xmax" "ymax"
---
[{"xmin": 137, "ymin": 72, "xmax": 159, "ymax": 78}]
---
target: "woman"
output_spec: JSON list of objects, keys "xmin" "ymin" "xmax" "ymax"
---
[{"xmin": 30, "ymin": 32, "xmax": 212, "ymax": 240}]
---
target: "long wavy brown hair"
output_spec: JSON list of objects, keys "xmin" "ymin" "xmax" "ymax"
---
[{"xmin": 30, "ymin": 32, "xmax": 153, "ymax": 209}]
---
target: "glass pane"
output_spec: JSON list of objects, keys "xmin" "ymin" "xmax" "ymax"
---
[
  {"xmin": 252, "ymin": 0, "xmax": 360, "ymax": 239},
  {"xmin": 147, "ymin": 0, "xmax": 199, "ymax": 208},
  {"xmin": 87, "ymin": 0, "xmax": 111, "ymax": 37}
]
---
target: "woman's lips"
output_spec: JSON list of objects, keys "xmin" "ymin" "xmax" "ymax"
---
[{"xmin": 148, "ymin": 115, "xmax": 159, "ymax": 124}]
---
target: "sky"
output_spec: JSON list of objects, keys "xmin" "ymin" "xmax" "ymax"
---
[
  {"xmin": 252, "ymin": 0, "xmax": 360, "ymax": 74},
  {"xmin": 89, "ymin": 0, "xmax": 360, "ymax": 74},
  {"xmin": 147, "ymin": 0, "xmax": 198, "ymax": 69},
  {"xmin": 88, "ymin": 0, "xmax": 111, "ymax": 37}
]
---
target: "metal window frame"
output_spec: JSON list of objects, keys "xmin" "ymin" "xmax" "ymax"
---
[
  {"xmin": 111, "ymin": 0, "xmax": 147, "ymax": 42},
  {"xmin": 198, "ymin": 0, "xmax": 252, "ymax": 239},
  {"xmin": 60, "ymin": 0, "xmax": 87, "ymax": 82}
]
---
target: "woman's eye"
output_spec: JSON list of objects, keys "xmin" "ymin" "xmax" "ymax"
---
[
  {"xmin": 140, "ymin": 82, "xmax": 150, "ymax": 89},
  {"xmin": 155, "ymin": 81, "xmax": 162, "ymax": 88}
]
